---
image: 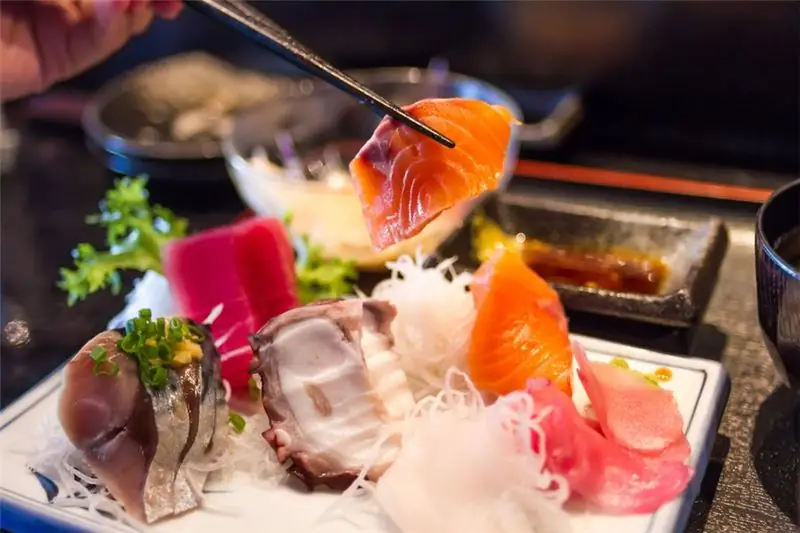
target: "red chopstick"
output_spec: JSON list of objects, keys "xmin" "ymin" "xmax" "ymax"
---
[{"xmin": 515, "ymin": 160, "xmax": 774, "ymax": 204}]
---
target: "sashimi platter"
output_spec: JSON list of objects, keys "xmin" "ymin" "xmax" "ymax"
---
[{"xmin": 0, "ymin": 99, "xmax": 728, "ymax": 533}]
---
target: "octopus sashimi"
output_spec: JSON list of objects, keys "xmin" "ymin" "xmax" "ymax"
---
[
  {"xmin": 526, "ymin": 379, "xmax": 692, "ymax": 514},
  {"xmin": 349, "ymin": 98, "xmax": 518, "ymax": 250},
  {"xmin": 573, "ymin": 342, "xmax": 690, "ymax": 460},
  {"xmin": 250, "ymin": 298, "xmax": 412, "ymax": 491}
]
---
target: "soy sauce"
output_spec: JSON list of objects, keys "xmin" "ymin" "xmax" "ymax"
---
[{"xmin": 522, "ymin": 244, "xmax": 667, "ymax": 295}]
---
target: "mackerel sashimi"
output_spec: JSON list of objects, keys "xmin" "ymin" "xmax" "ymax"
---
[
  {"xmin": 525, "ymin": 379, "xmax": 692, "ymax": 514},
  {"xmin": 349, "ymin": 98, "xmax": 518, "ymax": 251},
  {"xmin": 573, "ymin": 342, "xmax": 690, "ymax": 461},
  {"xmin": 468, "ymin": 248, "xmax": 572, "ymax": 396},
  {"xmin": 163, "ymin": 217, "xmax": 299, "ymax": 389}
]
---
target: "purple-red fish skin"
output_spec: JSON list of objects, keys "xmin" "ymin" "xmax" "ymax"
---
[{"xmin": 58, "ymin": 331, "xmax": 156, "ymax": 522}]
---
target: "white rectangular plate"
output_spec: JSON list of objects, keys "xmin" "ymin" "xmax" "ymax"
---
[{"xmin": 0, "ymin": 335, "xmax": 728, "ymax": 533}]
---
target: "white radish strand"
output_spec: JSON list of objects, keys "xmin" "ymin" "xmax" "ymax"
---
[
  {"xmin": 369, "ymin": 251, "xmax": 476, "ymax": 399},
  {"xmin": 26, "ymin": 408, "xmax": 282, "ymax": 529},
  {"xmin": 322, "ymin": 368, "xmax": 571, "ymax": 533},
  {"xmin": 203, "ymin": 303, "xmax": 225, "ymax": 325},
  {"xmin": 25, "ymin": 416, "xmax": 141, "ymax": 529}
]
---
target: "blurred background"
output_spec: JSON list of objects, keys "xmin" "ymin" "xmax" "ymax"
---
[{"xmin": 35, "ymin": 0, "xmax": 799, "ymax": 173}]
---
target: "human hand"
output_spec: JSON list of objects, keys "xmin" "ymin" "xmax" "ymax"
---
[{"xmin": 0, "ymin": 0, "xmax": 183, "ymax": 102}]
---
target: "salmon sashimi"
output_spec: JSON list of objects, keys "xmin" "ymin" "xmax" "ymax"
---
[
  {"xmin": 525, "ymin": 379, "xmax": 693, "ymax": 514},
  {"xmin": 471, "ymin": 247, "xmax": 567, "ymax": 331},
  {"xmin": 349, "ymin": 98, "xmax": 518, "ymax": 251},
  {"xmin": 468, "ymin": 248, "xmax": 572, "ymax": 396},
  {"xmin": 573, "ymin": 341, "xmax": 690, "ymax": 461}
]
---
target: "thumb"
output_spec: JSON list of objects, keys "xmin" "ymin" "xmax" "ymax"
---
[{"xmin": 92, "ymin": 0, "xmax": 134, "ymax": 28}]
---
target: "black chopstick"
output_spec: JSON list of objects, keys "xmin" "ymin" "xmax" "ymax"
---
[{"xmin": 189, "ymin": 0, "xmax": 456, "ymax": 149}]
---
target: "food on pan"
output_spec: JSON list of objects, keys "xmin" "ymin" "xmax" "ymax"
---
[
  {"xmin": 39, "ymin": 98, "xmax": 698, "ymax": 530},
  {"xmin": 350, "ymin": 98, "xmax": 518, "ymax": 250}
]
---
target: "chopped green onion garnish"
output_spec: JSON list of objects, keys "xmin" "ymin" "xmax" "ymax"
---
[
  {"xmin": 229, "ymin": 412, "xmax": 246, "ymax": 434},
  {"xmin": 89, "ymin": 346, "xmax": 119, "ymax": 377},
  {"xmin": 248, "ymin": 376, "xmax": 260, "ymax": 402},
  {"xmin": 116, "ymin": 308, "xmax": 205, "ymax": 389}
]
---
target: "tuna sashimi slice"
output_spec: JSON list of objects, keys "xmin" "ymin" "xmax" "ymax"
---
[
  {"xmin": 163, "ymin": 225, "xmax": 241, "ymax": 314},
  {"xmin": 162, "ymin": 217, "xmax": 299, "ymax": 389},
  {"xmin": 526, "ymin": 379, "xmax": 692, "ymax": 514},
  {"xmin": 573, "ymin": 341, "xmax": 689, "ymax": 460},
  {"xmin": 234, "ymin": 217, "xmax": 298, "ymax": 327}
]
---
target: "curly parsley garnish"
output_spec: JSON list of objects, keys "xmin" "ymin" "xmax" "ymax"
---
[
  {"xmin": 228, "ymin": 412, "xmax": 246, "ymax": 434},
  {"xmin": 117, "ymin": 308, "xmax": 205, "ymax": 388},
  {"xmin": 58, "ymin": 177, "xmax": 188, "ymax": 306},
  {"xmin": 89, "ymin": 346, "xmax": 119, "ymax": 377},
  {"xmin": 283, "ymin": 212, "xmax": 359, "ymax": 304}
]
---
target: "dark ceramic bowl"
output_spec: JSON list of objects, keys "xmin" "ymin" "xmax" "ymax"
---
[
  {"xmin": 756, "ymin": 179, "xmax": 800, "ymax": 388},
  {"xmin": 81, "ymin": 52, "xmax": 290, "ymax": 182}
]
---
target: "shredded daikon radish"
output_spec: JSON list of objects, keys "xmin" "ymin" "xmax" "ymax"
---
[
  {"xmin": 25, "ymin": 416, "xmax": 141, "ymax": 529},
  {"xmin": 200, "ymin": 409, "xmax": 285, "ymax": 491},
  {"xmin": 320, "ymin": 369, "xmax": 571, "ymax": 533},
  {"xmin": 203, "ymin": 303, "xmax": 225, "ymax": 325},
  {"xmin": 107, "ymin": 271, "xmax": 177, "ymax": 329},
  {"xmin": 27, "ymin": 407, "xmax": 282, "ymax": 527},
  {"xmin": 369, "ymin": 251, "xmax": 476, "ymax": 399}
]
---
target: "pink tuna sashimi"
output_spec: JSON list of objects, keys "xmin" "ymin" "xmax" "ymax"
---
[
  {"xmin": 526, "ymin": 379, "xmax": 692, "ymax": 514},
  {"xmin": 163, "ymin": 217, "xmax": 299, "ymax": 389},
  {"xmin": 162, "ymin": 225, "xmax": 252, "ymax": 352},
  {"xmin": 234, "ymin": 217, "xmax": 298, "ymax": 325},
  {"xmin": 573, "ymin": 341, "xmax": 690, "ymax": 460}
]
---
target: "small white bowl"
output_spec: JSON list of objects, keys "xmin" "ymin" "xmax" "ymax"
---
[{"xmin": 222, "ymin": 67, "xmax": 523, "ymax": 270}]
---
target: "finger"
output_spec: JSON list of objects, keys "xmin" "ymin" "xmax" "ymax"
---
[
  {"xmin": 128, "ymin": 4, "xmax": 155, "ymax": 35},
  {"xmin": 151, "ymin": 0, "xmax": 182, "ymax": 20},
  {"xmin": 40, "ymin": 0, "xmax": 84, "ymax": 23},
  {"xmin": 93, "ymin": 0, "xmax": 133, "ymax": 27}
]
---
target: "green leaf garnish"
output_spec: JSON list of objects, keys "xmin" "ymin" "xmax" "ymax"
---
[
  {"xmin": 282, "ymin": 212, "xmax": 358, "ymax": 304},
  {"xmin": 229, "ymin": 412, "xmax": 246, "ymax": 434},
  {"xmin": 116, "ymin": 308, "xmax": 205, "ymax": 389},
  {"xmin": 248, "ymin": 376, "xmax": 260, "ymax": 402},
  {"xmin": 57, "ymin": 176, "xmax": 188, "ymax": 306},
  {"xmin": 89, "ymin": 346, "xmax": 119, "ymax": 377}
]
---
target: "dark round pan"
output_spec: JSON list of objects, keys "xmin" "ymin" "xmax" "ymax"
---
[{"xmin": 81, "ymin": 52, "xmax": 291, "ymax": 182}]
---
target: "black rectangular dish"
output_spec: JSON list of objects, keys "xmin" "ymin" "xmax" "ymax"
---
[{"xmin": 434, "ymin": 193, "xmax": 730, "ymax": 328}]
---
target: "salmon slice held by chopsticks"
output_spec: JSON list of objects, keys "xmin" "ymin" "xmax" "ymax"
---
[{"xmin": 349, "ymin": 98, "xmax": 518, "ymax": 251}]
